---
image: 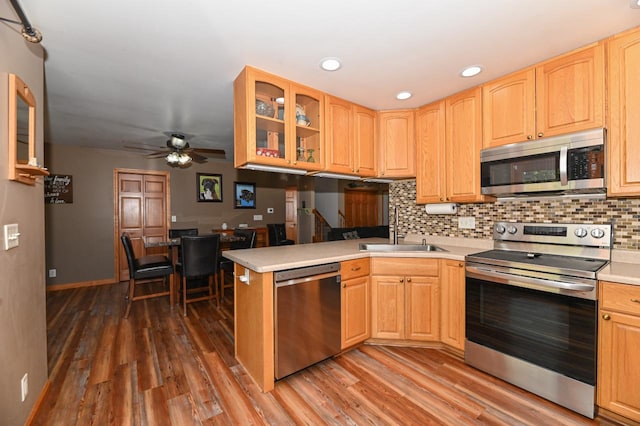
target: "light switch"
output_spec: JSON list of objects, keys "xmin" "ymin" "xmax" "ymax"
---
[
  {"xmin": 253, "ymin": 214, "xmax": 263, "ymax": 221},
  {"xmin": 4, "ymin": 223, "xmax": 20, "ymax": 250}
]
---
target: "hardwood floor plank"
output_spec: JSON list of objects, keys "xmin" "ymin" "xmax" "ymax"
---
[
  {"xmin": 140, "ymin": 386, "xmax": 171, "ymax": 426},
  {"xmin": 111, "ymin": 362, "xmax": 137, "ymax": 426},
  {"xmin": 271, "ymin": 380, "xmax": 324, "ymax": 425},
  {"xmin": 135, "ymin": 327, "xmax": 163, "ymax": 391}
]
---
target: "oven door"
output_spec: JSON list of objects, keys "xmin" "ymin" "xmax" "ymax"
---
[{"xmin": 465, "ymin": 271, "xmax": 596, "ymax": 385}]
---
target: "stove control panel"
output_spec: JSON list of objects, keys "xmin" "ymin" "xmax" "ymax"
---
[{"xmin": 493, "ymin": 222, "xmax": 612, "ymax": 247}]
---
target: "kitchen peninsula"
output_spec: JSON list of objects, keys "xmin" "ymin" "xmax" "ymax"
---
[{"xmin": 222, "ymin": 236, "xmax": 490, "ymax": 392}]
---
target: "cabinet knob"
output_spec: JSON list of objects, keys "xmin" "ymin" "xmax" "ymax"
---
[
  {"xmin": 537, "ymin": 132, "xmax": 544, "ymax": 138},
  {"xmin": 631, "ymin": 298, "xmax": 640, "ymax": 304},
  {"xmin": 440, "ymin": 198, "xmax": 444, "ymax": 202},
  {"xmin": 351, "ymin": 266, "xmax": 361, "ymax": 271},
  {"xmin": 399, "ymin": 278, "xmax": 404, "ymax": 283},
  {"xmin": 407, "ymin": 277, "xmax": 412, "ymax": 283},
  {"xmin": 343, "ymin": 284, "xmax": 346, "ymax": 288},
  {"xmin": 458, "ymin": 263, "xmax": 463, "ymax": 268},
  {"xmin": 602, "ymin": 314, "xmax": 611, "ymax": 321},
  {"xmin": 293, "ymin": 161, "xmax": 297, "ymax": 165},
  {"xmin": 527, "ymin": 135, "xmax": 533, "ymax": 140}
]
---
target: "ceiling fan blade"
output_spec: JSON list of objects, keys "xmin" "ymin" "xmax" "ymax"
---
[
  {"xmin": 190, "ymin": 152, "xmax": 208, "ymax": 163},
  {"xmin": 193, "ymin": 148, "xmax": 226, "ymax": 156},
  {"xmin": 146, "ymin": 151, "xmax": 168, "ymax": 158},
  {"xmin": 123, "ymin": 145, "xmax": 161, "ymax": 152}
]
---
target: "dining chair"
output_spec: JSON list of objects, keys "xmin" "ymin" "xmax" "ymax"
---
[
  {"xmin": 219, "ymin": 229, "xmax": 256, "ymax": 300},
  {"xmin": 267, "ymin": 223, "xmax": 294, "ymax": 246},
  {"xmin": 168, "ymin": 228, "xmax": 198, "ymax": 264},
  {"xmin": 178, "ymin": 234, "xmax": 220, "ymax": 316},
  {"xmin": 120, "ymin": 233, "xmax": 174, "ymax": 318}
]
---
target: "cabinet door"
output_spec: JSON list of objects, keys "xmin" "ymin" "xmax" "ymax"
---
[
  {"xmin": 341, "ymin": 275, "xmax": 371, "ymax": 349},
  {"xmin": 353, "ymin": 105, "xmax": 377, "ymax": 177},
  {"xmin": 324, "ymin": 95, "xmax": 354, "ymax": 174},
  {"xmin": 440, "ymin": 260, "xmax": 465, "ymax": 351},
  {"xmin": 371, "ymin": 275, "xmax": 404, "ymax": 339},
  {"xmin": 598, "ymin": 310, "xmax": 640, "ymax": 422},
  {"xmin": 291, "ymin": 83, "xmax": 324, "ymax": 171},
  {"xmin": 445, "ymin": 87, "xmax": 486, "ymax": 203},
  {"xmin": 536, "ymin": 43, "xmax": 605, "ymax": 138},
  {"xmin": 608, "ymin": 28, "xmax": 640, "ymax": 197},
  {"xmin": 416, "ymin": 101, "xmax": 446, "ymax": 203},
  {"xmin": 482, "ymin": 68, "xmax": 536, "ymax": 147},
  {"xmin": 405, "ymin": 276, "xmax": 439, "ymax": 341},
  {"xmin": 378, "ymin": 110, "xmax": 416, "ymax": 178}
]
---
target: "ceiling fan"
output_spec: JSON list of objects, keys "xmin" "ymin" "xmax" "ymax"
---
[{"xmin": 125, "ymin": 133, "xmax": 226, "ymax": 167}]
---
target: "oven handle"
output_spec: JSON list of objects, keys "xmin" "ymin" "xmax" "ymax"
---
[{"xmin": 466, "ymin": 265, "xmax": 595, "ymax": 293}]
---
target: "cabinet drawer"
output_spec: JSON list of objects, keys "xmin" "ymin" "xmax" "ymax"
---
[
  {"xmin": 600, "ymin": 281, "xmax": 640, "ymax": 316},
  {"xmin": 341, "ymin": 258, "xmax": 370, "ymax": 280},
  {"xmin": 371, "ymin": 258, "xmax": 438, "ymax": 277}
]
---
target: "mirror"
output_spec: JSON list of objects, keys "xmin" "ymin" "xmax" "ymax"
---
[{"xmin": 8, "ymin": 73, "xmax": 43, "ymax": 184}]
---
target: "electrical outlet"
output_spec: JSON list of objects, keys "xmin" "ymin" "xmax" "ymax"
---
[
  {"xmin": 267, "ymin": 208, "xmax": 274, "ymax": 214},
  {"xmin": 49, "ymin": 269, "xmax": 57, "ymax": 278},
  {"xmin": 21, "ymin": 373, "xmax": 28, "ymax": 402},
  {"xmin": 253, "ymin": 214, "xmax": 263, "ymax": 221},
  {"xmin": 171, "ymin": 215, "xmax": 177, "ymax": 222},
  {"xmin": 458, "ymin": 216, "xmax": 476, "ymax": 229},
  {"xmin": 3, "ymin": 223, "xmax": 19, "ymax": 250}
]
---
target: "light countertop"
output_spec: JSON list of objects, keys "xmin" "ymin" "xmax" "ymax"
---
[{"xmin": 597, "ymin": 249, "xmax": 640, "ymax": 286}]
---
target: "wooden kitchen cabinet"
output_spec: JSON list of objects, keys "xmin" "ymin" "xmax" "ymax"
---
[
  {"xmin": 597, "ymin": 281, "xmax": 640, "ymax": 422},
  {"xmin": 370, "ymin": 258, "xmax": 439, "ymax": 341},
  {"xmin": 607, "ymin": 27, "xmax": 640, "ymax": 197},
  {"xmin": 324, "ymin": 95, "xmax": 377, "ymax": 177},
  {"xmin": 445, "ymin": 87, "xmax": 488, "ymax": 203},
  {"xmin": 440, "ymin": 259, "xmax": 465, "ymax": 351},
  {"xmin": 416, "ymin": 100, "xmax": 446, "ymax": 203},
  {"xmin": 234, "ymin": 66, "xmax": 324, "ymax": 172},
  {"xmin": 377, "ymin": 110, "xmax": 416, "ymax": 178},
  {"xmin": 482, "ymin": 43, "xmax": 604, "ymax": 148},
  {"xmin": 340, "ymin": 258, "xmax": 371, "ymax": 349}
]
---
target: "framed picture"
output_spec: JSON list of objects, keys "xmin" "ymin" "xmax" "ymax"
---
[
  {"xmin": 234, "ymin": 182, "xmax": 256, "ymax": 209},
  {"xmin": 197, "ymin": 173, "xmax": 223, "ymax": 202}
]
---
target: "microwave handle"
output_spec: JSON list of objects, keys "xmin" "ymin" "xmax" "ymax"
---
[{"xmin": 559, "ymin": 146, "xmax": 568, "ymax": 186}]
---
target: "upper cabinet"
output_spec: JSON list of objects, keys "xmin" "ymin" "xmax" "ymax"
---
[
  {"xmin": 234, "ymin": 66, "xmax": 324, "ymax": 172},
  {"xmin": 483, "ymin": 43, "xmax": 605, "ymax": 148},
  {"xmin": 607, "ymin": 27, "xmax": 640, "ymax": 197},
  {"xmin": 377, "ymin": 110, "xmax": 416, "ymax": 178},
  {"xmin": 324, "ymin": 96, "xmax": 377, "ymax": 177}
]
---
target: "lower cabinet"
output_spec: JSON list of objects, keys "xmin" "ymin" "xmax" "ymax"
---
[
  {"xmin": 341, "ymin": 258, "xmax": 371, "ymax": 349},
  {"xmin": 440, "ymin": 259, "xmax": 466, "ymax": 351},
  {"xmin": 598, "ymin": 281, "xmax": 640, "ymax": 422},
  {"xmin": 370, "ymin": 258, "xmax": 439, "ymax": 341}
]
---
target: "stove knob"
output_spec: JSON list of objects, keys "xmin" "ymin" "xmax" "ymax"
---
[
  {"xmin": 495, "ymin": 224, "xmax": 506, "ymax": 234},
  {"xmin": 591, "ymin": 228, "xmax": 606, "ymax": 239},
  {"xmin": 507, "ymin": 225, "xmax": 517, "ymax": 234},
  {"xmin": 574, "ymin": 228, "xmax": 588, "ymax": 238}
]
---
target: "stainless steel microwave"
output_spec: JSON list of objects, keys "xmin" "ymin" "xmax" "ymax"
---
[{"xmin": 480, "ymin": 128, "xmax": 606, "ymax": 197}]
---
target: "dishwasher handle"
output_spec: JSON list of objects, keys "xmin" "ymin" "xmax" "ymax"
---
[{"xmin": 275, "ymin": 271, "xmax": 341, "ymax": 288}]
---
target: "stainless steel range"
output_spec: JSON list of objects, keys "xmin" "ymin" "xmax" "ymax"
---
[{"xmin": 465, "ymin": 222, "xmax": 612, "ymax": 419}]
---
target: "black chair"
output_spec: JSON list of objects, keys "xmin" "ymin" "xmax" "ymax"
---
[
  {"xmin": 168, "ymin": 228, "xmax": 198, "ymax": 264},
  {"xmin": 178, "ymin": 234, "xmax": 220, "ymax": 316},
  {"xmin": 219, "ymin": 229, "xmax": 257, "ymax": 299},
  {"xmin": 267, "ymin": 223, "xmax": 294, "ymax": 246},
  {"xmin": 120, "ymin": 233, "xmax": 174, "ymax": 318}
]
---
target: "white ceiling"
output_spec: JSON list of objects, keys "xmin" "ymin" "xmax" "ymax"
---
[{"xmin": 15, "ymin": 0, "xmax": 640, "ymax": 160}]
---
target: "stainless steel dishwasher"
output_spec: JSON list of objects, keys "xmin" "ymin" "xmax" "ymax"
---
[{"xmin": 274, "ymin": 262, "xmax": 341, "ymax": 380}]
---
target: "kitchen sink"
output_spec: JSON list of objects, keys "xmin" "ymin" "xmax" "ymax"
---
[{"xmin": 359, "ymin": 243, "xmax": 448, "ymax": 252}]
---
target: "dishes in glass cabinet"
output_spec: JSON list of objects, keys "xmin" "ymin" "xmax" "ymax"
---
[{"xmin": 256, "ymin": 99, "xmax": 275, "ymax": 117}]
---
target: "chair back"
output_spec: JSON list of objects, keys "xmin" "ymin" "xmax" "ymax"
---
[
  {"xmin": 231, "ymin": 229, "xmax": 256, "ymax": 250},
  {"xmin": 120, "ymin": 233, "xmax": 137, "ymax": 279},
  {"xmin": 181, "ymin": 234, "xmax": 220, "ymax": 278},
  {"xmin": 169, "ymin": 228, "xmax": 199, "ymax": 239},
  {"xmin": 268, "ymin": 223, "xmax": 291, "ymax": 246}
]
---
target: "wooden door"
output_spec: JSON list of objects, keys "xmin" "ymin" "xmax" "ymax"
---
[
  {"xmin": 405, "ymin": 275, "xmax": 440, "ymax": 342},
  {"xmin": 445, "ymin": 87, "xmax": 486, "ymax": 203},
  {"xmin": 416, "ymin": 100, "xmax": 447, "ymax": 203},
  {"xmin": 341, "ymin": 275, "xmax": 370, "ymax": 349},
  {"xmin": 371, "ymin": 275, "xmax": 404, "ymax": 339},
  {"xmin": 482, "ymin": 68, "xmax": 536, "ymax": 147},
  {"xmin": 284, "ymin": 186, "xmax": 297, "ymax": 243},
  {"xmin": 353, "ymin": 105, "xmax": 377, "ymax": 177},
  {"xmin": 535, "ymin": 43, "xmax": 605, "ymax": 138},
  {"xmin": 607, "ymin": 27, "xmax": 640, "ymax": 197},
  {"xmin": 440, "ymin": 260, "xmax": 465, "ymax": 351},
  {"xmin": 324, "ymin": 95, "xmax": 353, "ymax": 174},
  {"xmin": 115, "ymin": 170, "xmax": 170, "ymax": 281},
  {"xmin": 344, "ymin": 189, "xmax": 379, "ymax": 227},
  {"xmin": 377, "ymin": 110, "xmax": 416, "ymax": 178}
]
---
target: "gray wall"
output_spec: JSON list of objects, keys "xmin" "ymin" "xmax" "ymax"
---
[
  {"xmin": 0, "ymin": 5, "xmax": 49, "ymax": 424},
  {"xmin": 44, "ymin": 144, "xmax": 296, "ymax": 286}
]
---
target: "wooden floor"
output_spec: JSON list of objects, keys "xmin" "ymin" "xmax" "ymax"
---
[{"xmin": 32, "ymin": 282, "xmax": 620, "ymax": 425}]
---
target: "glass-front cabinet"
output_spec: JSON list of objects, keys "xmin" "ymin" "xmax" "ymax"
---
[{"xmin": 234, "ymin": 66, "xmax": 323, "ymax": 172}]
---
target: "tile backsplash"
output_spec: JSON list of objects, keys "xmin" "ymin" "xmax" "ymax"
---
[{"xmin": 390, "ymin": 180, "xmax": 640, "ymax": 251}]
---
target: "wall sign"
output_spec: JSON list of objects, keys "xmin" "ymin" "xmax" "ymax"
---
[{"xmin": 44, "ymin": 174, "xmax": 73, "ymax": 204}]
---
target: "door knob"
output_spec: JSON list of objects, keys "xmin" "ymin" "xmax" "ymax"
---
[
  {"xmin": 527, "ymin": 135, "xmax": 533, "ymax": 140},
  {"xmin": 407, "ymin": 277, "xmax": 412, "ymax": 282},
  {"xmin": 537, "ymin": 132, "xmax": 544, "ymax": 137},
  {"xmin": 399, "ymin": 278, "xmax": 404, "ymax": 283},
  {"xmin": 602, "ymin": 314, "xmax": 611, "ymax": 320}
]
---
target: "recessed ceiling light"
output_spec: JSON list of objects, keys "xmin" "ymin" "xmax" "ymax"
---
[
  {"xmin": 320, "ymin": 57, "xmax": 342, "ymax": 71},
  {"xmin": 460, "ymin": 65, "xmax": 483, "ymax": 78},
  {"xmin": 396, "ymin": 91, "xmax": 412, "ymax": 100},
  {"xmin": 630, "ymin": 0, "xmax": 640, "ymax": 8}
]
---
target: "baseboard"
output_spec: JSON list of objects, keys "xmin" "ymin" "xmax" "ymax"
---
[
  {"xmin": 47, "ymin": 278, "xmax": 117, "ymax": 291},
  {"xmin": 596, "ymin": 407, "xmax": 640, "ymax": 426},
  {"xmin": 25, "ymin": 379, "xmax": 50, "ymax": 425}
]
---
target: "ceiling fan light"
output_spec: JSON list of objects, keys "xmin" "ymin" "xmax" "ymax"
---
[
  {"xmin": 177, "ymin": 153, "xmax": 192, "ymax": 165},
  {"xmin": 166, "ymin": 151, "xmax": 180, "ymax": 164},
  {"xmin": 170, "ymin": 134, "xmax": 187, "ymax": 149}
]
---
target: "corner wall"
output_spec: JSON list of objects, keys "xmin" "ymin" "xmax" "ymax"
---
[{"xmin": 0, "ymin": 5, "xmax": 49, "ymax": 424}]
